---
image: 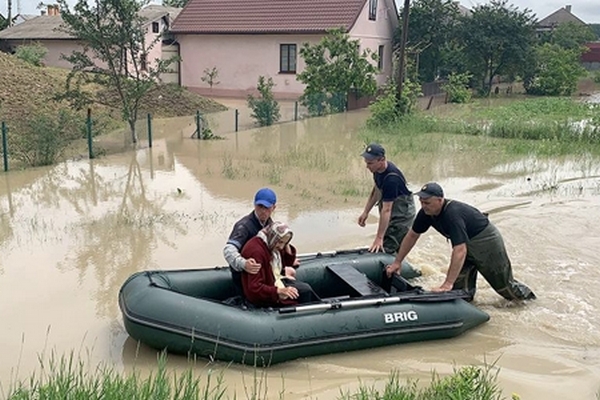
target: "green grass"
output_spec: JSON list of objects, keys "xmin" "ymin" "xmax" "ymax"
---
[
  {"xmin": 364, "ymin": 97, "xmax": 600, "ymax": 157},
  {"xmin": 3, "ymin": 351, "xmax": 520, "ymax": 400}
]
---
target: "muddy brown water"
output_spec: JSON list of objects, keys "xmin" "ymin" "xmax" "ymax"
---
[{"xmin": 1, "ymin": 108, "xmax": 600, "ymax": 399}]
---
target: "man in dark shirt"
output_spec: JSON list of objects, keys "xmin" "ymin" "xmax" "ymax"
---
[
  {"xmin": 358, "ymin": 143, "xmax": 416, "ymax": 254},
  {"xmin": 223, "ymin": 188, "xmax": 277, "ymax": 294},
  {"xmin": 386, "ymin": 182, "xmax": 535, "ymax": 301}
]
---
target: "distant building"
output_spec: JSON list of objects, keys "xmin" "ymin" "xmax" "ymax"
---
[
  {"xmin": 0, "ymin": 4, "xmax": 181, "ymax": 83},
  {"xmin": 582, "ymin": 42, "xmax": 600, "ymax": 70},
  {"xmin": 536, "ymin": 5, "xmax": 587, "ymax": 33}
]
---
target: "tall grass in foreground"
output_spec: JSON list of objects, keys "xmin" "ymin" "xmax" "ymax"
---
[{"xmin": 2, "ymin": 351, "xmax": 519, "ymax": 400}]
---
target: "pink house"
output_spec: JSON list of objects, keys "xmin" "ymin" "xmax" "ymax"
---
[
  {"xmin": 0, "ymin": 5, "xmax": 181, "ymax": 83},
  {"xmin": 170, "ymin": 0, "xmax": 399, "ymax": 99}
]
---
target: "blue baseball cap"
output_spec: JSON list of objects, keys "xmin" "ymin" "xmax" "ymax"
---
[{"xmin": 254, "ymin": 188, "xmax": 277, "ymax": 208}]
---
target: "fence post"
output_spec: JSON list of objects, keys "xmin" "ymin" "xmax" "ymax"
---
[
  {"xmin": 196, "ymin": 110, "xmax": 202, "ymax": 139},
  {"xmin": 294, "ymin": 101, "xmax": 298, "ymax": 121},
  {"xmin": 147, "ymin": 113, "xmax": 153, "ymax": 148},
  {"xmin": 1, "ymin": 121, "xmax": 8, "ymax": 172},
  {"xmin": 235, "ymin": 109, "xmax": 239, "ymax": 132},
  {"xmin": 86, "ymin": 108, "xmax": 94, "ymax": 159}
]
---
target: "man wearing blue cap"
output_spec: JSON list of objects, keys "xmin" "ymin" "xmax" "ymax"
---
[
  {"xmin": 359, "ymin": 143, "xmax": 416, "ymax": 254},
  {"xmin": 224, "ymin": 188, "xmax": 278, "ymax": 294},
  {"xmin": 385, "ymin": 182, "xmax": 536, "ymax": 301}
]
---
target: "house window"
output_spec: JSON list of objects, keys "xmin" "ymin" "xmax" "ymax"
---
[
  {"xmin": 280, "ymin": 44, "xmax": 297, "ymax": 73},
  {"xmin": 140, "ymin": 53, "xmax": 148, "ymax": 71},
  {"xmin": 378, "ymin": 45, "xmax": 384, "ymax": 71},
  {"xmin": 369, "ymin": 0, "xmax": 377, "ymax": 21},
  {"xmin": 152, "ymin": 22, "xmax": 160, "ymax": 33}
]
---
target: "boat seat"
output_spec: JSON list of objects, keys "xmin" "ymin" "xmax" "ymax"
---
[{"xmin": 326, "ymin": 264, "xmax": 387, "ymax": 297}]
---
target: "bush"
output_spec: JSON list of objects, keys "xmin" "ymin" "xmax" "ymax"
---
[
  {"xmin": 8, "ymin": 109, "xmax": 82, "ymax": 167},
  {"xmin": 367, "ymin": 86, "xmax": 399, "ymax": 127},
  {"xmin": 524, "ymin": 43, "xmax": 586, "ymax": 96},
  {"xmin": 367, "ymin": 80, "xmax": 422, "ymax": 127},
  {"xmin": 247, "ymin": 76, "xmax": 281, "ymax": 126},
  {"xmin": 14, "ymin": 42, "xmax": 47, "ymax": 67},
  {"xmin": 594, "ymin": 70, "xmax": 600, "ymax": 84},
  {"xmin": 442, "ymin": 73, "xmax": 472, "ymax": 103}
]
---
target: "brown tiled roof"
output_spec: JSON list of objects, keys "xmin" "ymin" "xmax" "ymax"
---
[
  {"xmin": 171, "ymin": 0, "xmax": 369, "ymax": 34},
  {"xmin": 537, "ymin": 7, "xmax": 587, "ymax": 28}
]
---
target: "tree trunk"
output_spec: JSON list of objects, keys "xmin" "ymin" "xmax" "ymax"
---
[{"xmin": 128, "ymin": 119, "xmax": 138, "ymax": 144}]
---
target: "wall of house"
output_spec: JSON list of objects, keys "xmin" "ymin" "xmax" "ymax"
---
[
  {"xmin": 348, "ymin": 0, "xmax": 398, "ymax": 86},
  {"xmin": 144, "ymin": 19, "xmax": 164, "ymax": 72},
  {"xmin": 177, "ymin": 34, "xmax": 322, "ymax": 99},
  {"xmin": 3, "ymin": 39, "xmax": 83, "ymax": 69}
]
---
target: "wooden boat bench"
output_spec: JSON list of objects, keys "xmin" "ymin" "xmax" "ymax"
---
[{"xmin": 326, "ymin": 264, "xmax": 387, "ymax": 297}]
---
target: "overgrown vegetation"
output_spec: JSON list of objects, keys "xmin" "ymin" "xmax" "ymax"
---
[
  {"xmin": 363, "ymin": 97, "xmax": 600, "ymax": 157},
  {"xmin": 14, "ymin": 43, "xmax": 48, "ymax": 67},
  {"xmin": 247, "ymin": 76, "xmax": 281, "ymax": 126},
  {"xmin": 442, "ymin": 72, "xmax": 472, "ymax": 103},
  {"xmin": 0, "ymin": 50, "xmax": 223, "ymax": 168},
  {"xmin": 297, "ymin": 28, "xmax": 377, "ymax": 116},
  {"xmin": 5, "ymin": 351, "xmax": 518, "ymax": 400}
]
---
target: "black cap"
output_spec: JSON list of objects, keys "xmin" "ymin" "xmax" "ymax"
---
[
  {"xmin": 415, "ymin": 182, "xmax": 444, "ymax": 199},
  {"xmin": 361, "ymin": 143, "xmax": 385, "ymax": 160}
]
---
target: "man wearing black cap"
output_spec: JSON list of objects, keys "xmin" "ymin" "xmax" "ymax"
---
[
  {"xmin": 359, "ymin": 143, "xmax": 415, "ymax": 254},
  {"xmin": 385, "ymin": 182, "xmax": 536, "ymax": 301}
]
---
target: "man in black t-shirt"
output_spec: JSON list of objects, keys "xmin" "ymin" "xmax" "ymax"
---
[
  {"xmin": 386, "ymin": 182, "xmax": 535, "ymax": 301},
  {"xmin": 358, "ymin": 143, "xmax": 416, "ymax": 254}
]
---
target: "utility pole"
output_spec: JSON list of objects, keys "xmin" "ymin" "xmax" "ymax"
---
[
  {"xmin": 396, "ymin": 0, "xmax": 411, "ymax": 105},
  {"xmin": 7, "ymin": 0, "xmax": 12, "ymax": 26}
]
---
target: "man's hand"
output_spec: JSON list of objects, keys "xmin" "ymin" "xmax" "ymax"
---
[
  {"xmin": 244, "ymin": 258, "xmax": 261, "ymax": 274},
  {"xmin": 358, "ymin": 212, "xmax": 368, "ymax": 227},
  {"xmin": 431, "ymin": 282, "xmax": 453, "ymax": 292},
  {"xmin": 369, "ymin": 237, "xmax": 384, "ymax": 253},
  {"xmin": 385, "ymin": 261, "xmax": 401, "ymax": 277},
  {"xmin": 277, "ymin": 286, "xmax": 299, "ymax": 300},
  {"xmin": 284, "ymin": 266, "xmax": 296, "ymax": 279}
]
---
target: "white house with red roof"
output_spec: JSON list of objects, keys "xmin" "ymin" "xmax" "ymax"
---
[{"xmin": 170, "ymin": 0, "xmax": 399, "ymax": 99}]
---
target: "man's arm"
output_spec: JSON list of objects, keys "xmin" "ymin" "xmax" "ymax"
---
[
  {"xmin": 385, "ymin": 229, "xmax": 420, "ymax": 277},
  {"xmin": 223, "ymin": 243, "xmax": 248, "ymax": 272},
  {"xmin": 358, "ymin": 186, "xmax": 379, "ymax": 227},
  {"xmin": 369, "ymin": 200, "xmax": 392, "ymax": 252},
  {"xmin": 432, "ymin": 243, "xmax": 467, "ymax": 292}
]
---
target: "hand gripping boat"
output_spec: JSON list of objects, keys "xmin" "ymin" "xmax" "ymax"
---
[{"xmin": 119, "ymin": 248, "xmax": 489, "ymax": 365}]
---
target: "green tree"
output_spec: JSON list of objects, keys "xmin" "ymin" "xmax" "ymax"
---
[
  {"xmin": 523, "ymin": 43, "xmax": 586, "ymax": 96},
  {"xmin": 588, "ymin": 24, "xmax": 600, "ymax": 40},
  {"xmin": 399, "ymin": 0, "xmax": 461, "ymax": 82},
  {"xmin": 458, "ymin": 0, "xmax": 536, "ymax": 95},
  {"xmin": 297, "ymin": 28, "xmax": 378, "ymax": 116},
  {"xmin": 57, "ymin": 0, "xmax": 175, "ymax": 144},
  {"xmin": 162, "ymin": 0, "xmax": 188, "ymax": 7},
  {"xmin": 0, "ymin": 14, "xmax": 8, "ymax": 30},
  {"xmin": 247, "ymin": 76, "xmax": 280, "ymax": 126},
  {"xmin": 549, "ymin": 22, "xmax": 596, "ymax": 51}
]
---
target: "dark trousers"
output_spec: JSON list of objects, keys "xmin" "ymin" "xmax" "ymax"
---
[
  {"xmin": 282, "ymin": 278, "xmax": 321, "ymax": 304},
  {"xmin": 453, "ymin": 223, "xmax": 536, "ymax": 301},
  {"xmin": 380, "ymin": 195, "xmax": 416, "ymax": 254}
]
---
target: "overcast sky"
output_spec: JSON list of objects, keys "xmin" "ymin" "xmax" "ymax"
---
[{"xmin": 2, "ymin": 0, "xmax": 599, "ymax": 24}]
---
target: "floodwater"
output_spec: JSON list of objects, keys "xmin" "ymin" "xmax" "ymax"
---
[{"xmin": 1, "ymin": 104, "xmax": 600, "ymax": 400}]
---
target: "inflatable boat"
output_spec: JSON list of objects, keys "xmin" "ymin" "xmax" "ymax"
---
[{"xmin": 119, "ymin": 248, "xmax": 489, "ymax": 365}]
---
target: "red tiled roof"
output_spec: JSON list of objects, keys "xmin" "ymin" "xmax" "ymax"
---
[{"xmin": 171, "ymin": 0, "xmax": 369, "ymax": 34}]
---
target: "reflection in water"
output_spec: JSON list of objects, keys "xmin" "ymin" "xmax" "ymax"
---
[{"xmin": 1, "ymin": 109, "xmax": 600, "ymax": 399}]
